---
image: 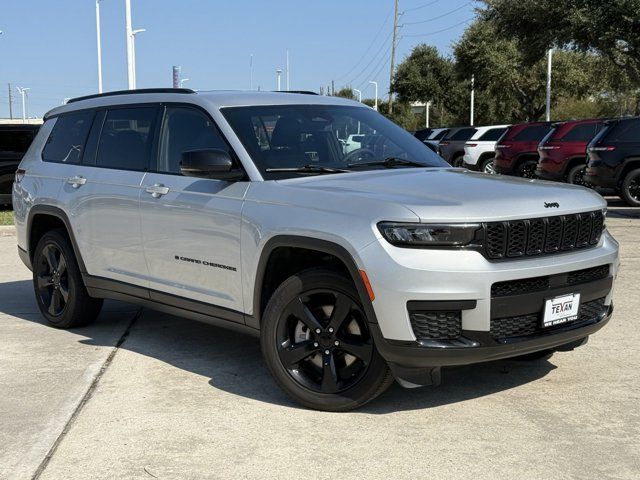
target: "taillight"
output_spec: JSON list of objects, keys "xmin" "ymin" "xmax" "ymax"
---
[
  {"xmin": 588, "ymin": 146, "xmax": 616, "ymax": 152},
  {"xmin": 15, "ymin": 168, "xmax": 26, "ymax": 184},
  {"xmin": 465, "ymin": 143, "xmax": 477, "ymax": 147},
  {"xmin": 495, "ymin": 144, "xmax": 511, "ymax": 149},
  {"xmin": 538, "ymin": 145, "xmax": 560, "ymax": 150},
  {"xmin": 440, "ymin": 141, "xmax": 450, "ymax": 146}
]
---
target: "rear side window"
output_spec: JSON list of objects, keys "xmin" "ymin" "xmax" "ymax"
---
[
  {"xmin": 0, "ymin": 129, "xmax": 36, "ymax": 155},
  {"xmin": 157, "ymin": 106, "xmax": 230, "ymax": 174},
  {"xmin": 478, "ymin": 127, "xmax": 507, "ymax": 141},
  {"xmin": 42, "ymin": 112, "xmax": 94, "ymax": 163},
  {"xmin": 448, "ymin": 128, "xmax": 477, "ymax": 141},
  {"xmin": 560, "ymin": 123, "xmax": 599, "ymax": 142},
  {"xmin": 607, "ymin": 120, "xmax": 640, "ymax": 143},
  {"xmin": 513, "ymin": 124, "xmax": 550, "ymax": 141},
  {"xmin": 96, "ymin": 107, "xmax": 158, "ymax": 170}
]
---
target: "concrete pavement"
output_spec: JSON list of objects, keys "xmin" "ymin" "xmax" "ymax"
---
[{"xmin": 1, "ymin": 200, "xmax": 638, "ymax": 480}]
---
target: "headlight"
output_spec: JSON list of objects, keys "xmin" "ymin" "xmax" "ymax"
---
[{"xmin": 378, "ymin": 222, "xmax": 481, "ymax": 247}]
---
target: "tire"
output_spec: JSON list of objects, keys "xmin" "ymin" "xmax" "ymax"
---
[
  {"xmin": 451, "ymin": 154, "xmax": 464, "ymax": 168},
  {"xmin": 32, "ymin": 229, "xmax": 103, "ymax": 328},
  {"xmin": 480, "ymin": 157, "xmax": 496, "ymax": 174},
  {"xmin": 512, "ymin": 349, "xmax": 554, "ymax": 361},
  {"xmin": 566, "ymin": 163, "xmax": 591, "ymax": 188},
  {"xmin": 260, "ymin": 268, "xmax": 393, "ymax": 411},
  {"xmin": 516, "ymin": 159, "xmax": 538, "ymax": 179},
  {"xmin": 620, "ymin": 168, "xmax": 640, "ymax": 207}
]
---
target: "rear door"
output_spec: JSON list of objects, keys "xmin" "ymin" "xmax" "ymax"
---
[
  {"xmin": 56, "ymin": 105, "xmax": 160, "ymax": 287},
  {"xmin": 139, "ymin": 105, "xmax": 247, "ymax": 316}
]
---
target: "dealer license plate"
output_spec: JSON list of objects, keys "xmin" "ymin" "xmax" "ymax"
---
[{"xmin": 543, "ymin": 293, "xmax": 581, "ymax": 328}]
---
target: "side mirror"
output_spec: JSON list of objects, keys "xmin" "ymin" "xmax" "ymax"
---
[{"xmin": 180, "ymin": 149, "xmax": 244, "ymax": 181}]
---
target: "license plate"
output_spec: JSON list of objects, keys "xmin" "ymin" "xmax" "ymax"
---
[{"xmin": 543, "ymin": 293, "xmax": 581, "ymax": 327}]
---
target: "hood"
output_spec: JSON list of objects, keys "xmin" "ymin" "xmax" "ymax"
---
[{"xmin": 274, "ymin": 168, "xmax": 606, "ymax": 222}]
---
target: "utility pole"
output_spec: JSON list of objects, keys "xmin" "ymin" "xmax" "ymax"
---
[
  {"xmin": 249, "ymin": 54, "xmax": 253, "ymax": 90},
  {"xmin": 546, "ymin": 48, "xmax": 553, "ymax": 121},
  {"xmin": 96, "ymin": 0, "xmax": 103, "ymax": 93},
  {"xmin": 388, "ymin": 0, "xmax": 400, "ymax": 114},
  {"xmin": 125, "ymin": 0, "xmax": 135, "ymax": 89},
  {"xmin": 16, "ymin": 86, "xmax": 29, "ymax": 122},
  {"xmin": 470, "ymin": 75, "xmax": 475, "ymax": 126},
  {"xmin": 8, "ymin": 83, "xmax": 13, "ymax": 119}
]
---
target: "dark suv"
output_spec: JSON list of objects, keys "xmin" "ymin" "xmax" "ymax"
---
[
  {"xmin": 585, "ymin": 117, "xmax": 640, "ymax": 206},
  {"xmin": 494, "ymin": 122, "xmax": 552, "ymax": 177},
  {"xmin": 0, "ymin": 124, "xmax": 40, "ymax": 206},
  {"xmin": 536, "ymin": 119, "xmax": 604, "ymax": 186},
  {"xmin": 437, "ymin": 127, "xmax": 477, "ymax": 166}
]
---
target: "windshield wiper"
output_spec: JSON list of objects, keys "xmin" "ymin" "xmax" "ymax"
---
[
  {"xmin": 347, "ymin": 157, "xmax": 427, "ymax": 169},
  {"xmin": 265, "ymin": 165, "xmax": 350, "ymax": 174}
]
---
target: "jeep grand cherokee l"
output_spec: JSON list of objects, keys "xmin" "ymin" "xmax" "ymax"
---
[{"xmin": 13, "ymin": 89, "xmax": 619, "ymax": 411}]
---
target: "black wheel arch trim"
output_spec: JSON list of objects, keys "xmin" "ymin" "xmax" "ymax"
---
[
  {"xmin": 26, "ymin": 205, "xmax": 87, "ymax": 274},
  {"xmin": 252, "ymin": 235, "xmax": 378, "ymax": 330},
  {"xmin": 616, "ymin": 157, "xmax": 640, "ymax": 184}
]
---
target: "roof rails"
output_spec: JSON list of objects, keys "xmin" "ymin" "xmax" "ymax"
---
[
  {"xmin": 275, "ymin": 90, "xmax": 318, "ymax": 95},
  {"xmin": 67, "ymin": 88, "xmax": 196, "ymax": 104}
]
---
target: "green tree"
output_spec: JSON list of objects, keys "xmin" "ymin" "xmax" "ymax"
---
[
  {"xmin": 482, "ymin": 0, "xmax": 640, "ymax": 112},
  {"xmin": 454, "ymin": 18, "xmax": 602, "ymax": 122},
  {"xmin": 333, "ymin": 87, "xmax": 356, "ymax": 100}
]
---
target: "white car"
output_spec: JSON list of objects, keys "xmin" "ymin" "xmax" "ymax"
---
[
  {"xmin": 462, "ymin": 124, "xmax": 510, "ymax": 173},
  {"xmin": 343, "ymin": 133, "xmax": 365, "ymax": 153}
]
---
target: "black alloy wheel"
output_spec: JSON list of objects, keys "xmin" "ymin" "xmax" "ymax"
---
[
  {"xmin": 275, "ymin": 289, "xmax": 373, "ymax": 394},
  {"xmin": 36, "ymin": 243, "xmax": 69, "ymax": 317},
  {"xmin": 621, "ymin": 168, "xmax": 640, "ymax": 207},
  {"xmin": 518, "ymin": 160, "xmax": 538, "ymax": 179},
  {"xmin": 567, "ymin": 164, "xmax": 591, "ymax": 188}
]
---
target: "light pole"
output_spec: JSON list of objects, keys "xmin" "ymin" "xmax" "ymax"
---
[
  {"xmin": 353, "ymin": 89, "xmax": 362, "ymax": 102},
  {"xmin": 95, "ymin": 0, "xmax": 103, "ymax": 93},
  {"xmin": 179, "ymin": 78, "xmax": 189, "ymax": 88},
  {"xmin": 249, "ymin": 54, "xmax": 253, "ymax": 90},
  {"xmin": 124, "ymin": 0, "xmax": 145, "ymax": 90},
  {"xmin": 286, "ymin": 50, "xmax": 290, "ymax": 90},
  {"xmin": 470, "ymin": 75, "xmax": 475, "ymax": 126},
  {"xmin": 426, "ymin": 101, "xmax": 431, "ymax": 128},
  {"xmin": 16, "ymin": 86, "xmax": 29, "ymax": 122},
  {"xmin": 546, "ymin": 48, "xmax": 553, "ymax": 121},
  {"xmin": 276, "ymin": 69, "xmax": 282, "ymax": 91},
  {"xmin": 368, "ymin": 81, "xmax": 378, "ymax": 111}
]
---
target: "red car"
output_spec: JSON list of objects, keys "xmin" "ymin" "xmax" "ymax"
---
[
  {"xmin": 494, "ymin": 122, "xmax": 553, "ymax": 177},
  {"xmin": 535, "ymin": 119, "xmax": 604, "ymax": 186}
]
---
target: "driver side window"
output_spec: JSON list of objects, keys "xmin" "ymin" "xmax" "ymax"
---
[{"xmin": 157, "ymin": 106, "xmax": 229, "ymax": 174}]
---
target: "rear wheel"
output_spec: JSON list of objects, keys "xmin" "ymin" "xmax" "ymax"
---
[
  {"xmin": 567, "ymin": 164, "xmax": 590, "ymax": 187},
  {"xmin": 33, "ymin": 229, "xmax": 103, "ymax": 328},
  {"xmin": 451, "ymin": 154, "xmax": 464, "ymax": 168},
  {"xmin": 260, "ymin": 268, "xmax": 393, "ymax": 411},
  {"xmin": 620, "ymin": 168, "xmax": 640, "ymax": 207},
  {"xmin": 516, "ymin": 159, "xmax": 538, "ymax": 179},
  {"xmin": 480, "ymin": 157, "xmax": 496, "ymax": 174}
]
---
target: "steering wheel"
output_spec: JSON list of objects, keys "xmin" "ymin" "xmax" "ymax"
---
[{"xmin": 341, "ymin": 148, "xmax": 376, "ymax": 164}]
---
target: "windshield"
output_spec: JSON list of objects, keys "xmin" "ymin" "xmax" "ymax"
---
[{"xmin": 222, "ymin": 104, "xmax": 447, "ymax": 179}]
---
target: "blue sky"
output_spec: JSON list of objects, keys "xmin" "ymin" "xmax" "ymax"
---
[{"xmin": 1, "ymin": 0, "xmax": 477, "ymax": 118}]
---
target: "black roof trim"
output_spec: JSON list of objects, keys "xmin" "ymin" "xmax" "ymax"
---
[
  {"xmin": 67, "ymin": 88, "xmax": 196, "ymax": 104},
  {"xmin": 274, "ymin": 90, "xmax": 318, "ymax": 95}
]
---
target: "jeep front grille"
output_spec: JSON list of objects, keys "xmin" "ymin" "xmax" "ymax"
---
[{"xmin": 483, "ymin": 210, "xmax": 604, "ymax": 260}]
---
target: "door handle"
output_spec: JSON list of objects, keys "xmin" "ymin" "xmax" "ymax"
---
[
  {"xmin": 145, "ymin": 184, "xmax": 170, "ymax": 198},
  {"xmin": 67, "ymin": 176, "xmax": 87, "ymax": 188}
]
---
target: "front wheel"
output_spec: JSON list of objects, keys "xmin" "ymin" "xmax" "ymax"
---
[
  {"xmin": 620, "ymin": 168, "xmax": 640, "ymax": 207},
  {"xmin": 260, "ymin": 268, "xmax": 393, "ymax": 411}
]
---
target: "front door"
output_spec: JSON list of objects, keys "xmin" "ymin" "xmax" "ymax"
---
[{"xmin": 139, "ymin": 105, "xmax": 247, "ymax": 317}]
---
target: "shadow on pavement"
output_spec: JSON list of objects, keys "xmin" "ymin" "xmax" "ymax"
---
[
  {"xmin": 1, "ymin": 279, "xmax": 557, "ymax": 413},
  {"xmin": 605, "ymin": 197, "xmax": 640, "ymax": 218}
]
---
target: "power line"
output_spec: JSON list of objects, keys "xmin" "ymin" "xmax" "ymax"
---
[
  {"xmin": 402, "ymin": 18, "xmax": 474, "ymax": 37},
  {"xmin": 356, "ymin": 39, "xmax": 395, "ymax": 91},
  {"xmin": 334, "ymin": 7, "xmax": 394, "ymax": 82},
  {"xmin": 402, "ymin": 0, "xmax": 442, "ymax": 14},
  {"xmin": 402, "ymin": 2, "xmax": 471, "ymax": 25},
  {"xmin": 348, "ymin": 30, "xmax": 393, "ymax": 86}
]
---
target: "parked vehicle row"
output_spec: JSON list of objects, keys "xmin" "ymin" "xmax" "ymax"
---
[
  {"xmin": 0, "ymin": 124, "xmax": 40, "ymax": 206},
  {"xmin": 416, "ymin": 116, "xmax": 640, "ymax": 207}
]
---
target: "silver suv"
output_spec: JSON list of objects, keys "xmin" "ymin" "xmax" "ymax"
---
[{"xmin": 13, "ymin": 89, "xmax": 619, "ymax": 411}]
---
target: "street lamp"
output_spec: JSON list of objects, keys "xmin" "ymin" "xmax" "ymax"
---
[
  {"xmin": 276, "ymin": 69, "xmax": 283, "ymax": 91},
  {"xmin": 546, "ymin": 48, "xmax": 553, "ymax": 121},
  {"xmin": 95, "ymin": 0, "xmax": 103, "ymax": 93},
  {"xmin": 16, "ymin": 86, "xmax": 29, "ymax": 122},
  {"xmin": 179, "ymin": 78, "xmax": 189, "ymax": 88},
  {"xmin": 131, "ymin": 28, "xmax": 146, "ymax": 88},
  {"xmin": 426, "ymin": 101, "xmax": 432, "ymax": 128},
  {"xmin": 125, "ymin": 0, "xmax": 145, "ymax": 90},
  {"xmin": 368, "ymin": 81, "xmax": 378, "ymax": 111},
  {"xmin": 353, "ymin": 88, "xmax": 362, "ymax": 102}
]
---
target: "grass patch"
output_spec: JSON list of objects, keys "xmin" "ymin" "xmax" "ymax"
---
[{"xmin": 0, "ymin": 210, "xmax": 14, "ymax": 225}]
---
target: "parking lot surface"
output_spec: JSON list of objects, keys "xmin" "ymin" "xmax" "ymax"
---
[{"xmin": 1, "ymin": 200, "xmax": 639, "ymax": 480}]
